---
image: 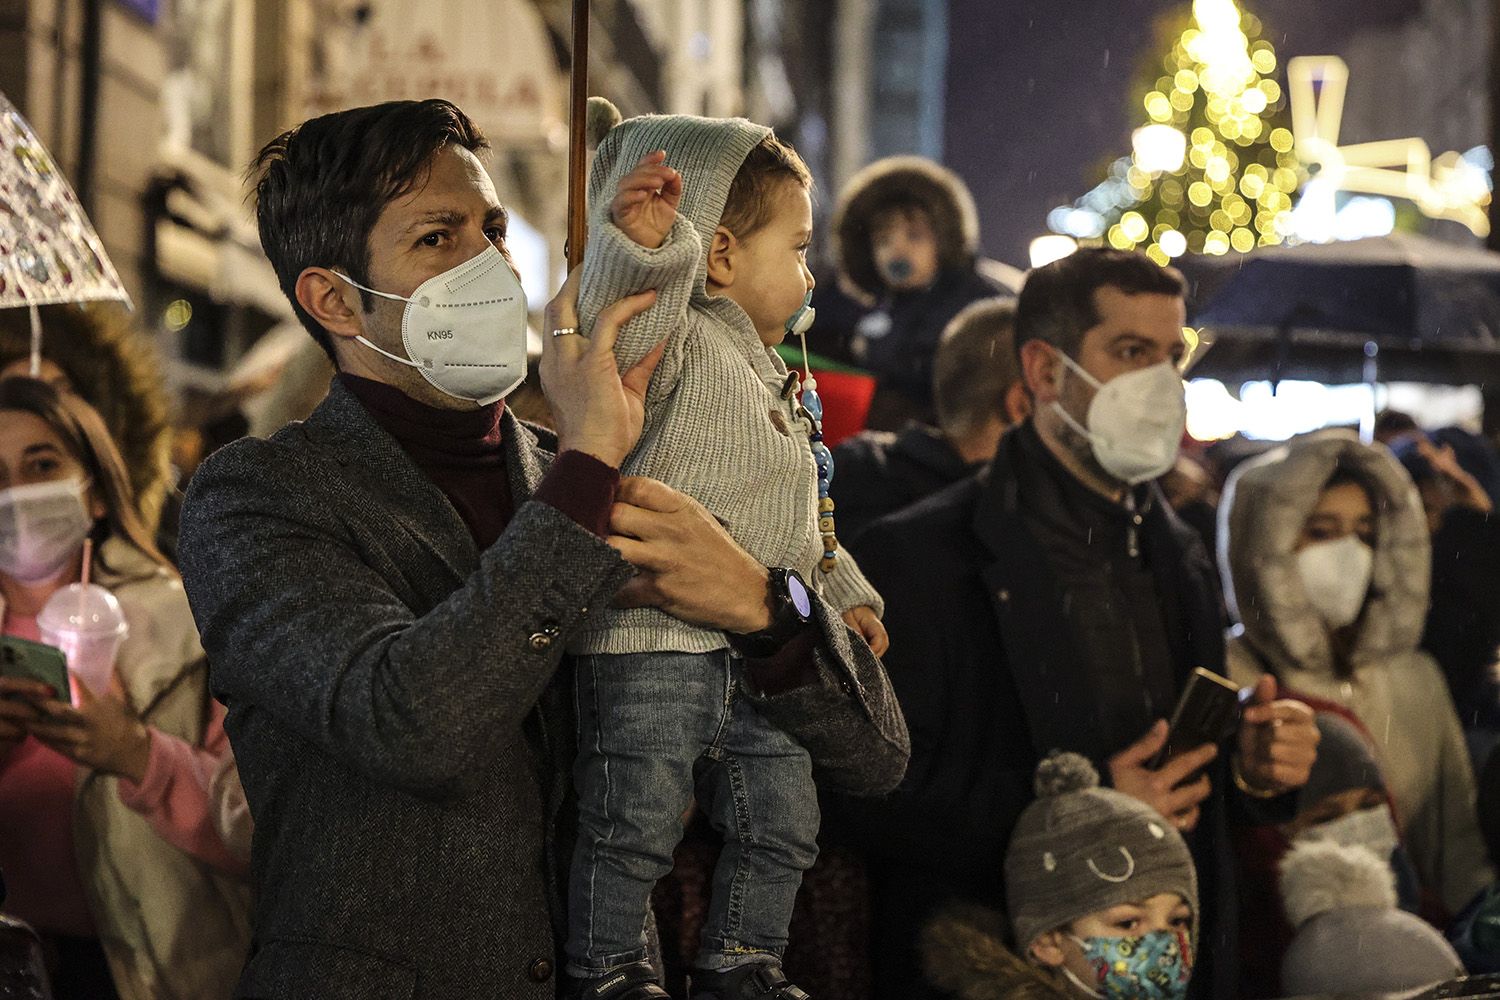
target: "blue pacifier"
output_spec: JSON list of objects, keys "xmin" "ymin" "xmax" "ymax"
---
[
  {"xmin": 785, "ymin": 290, "xmax": 816, "ymax": 338},
  {"xmin": 881, "ymin": 257, "xmax": 914, "ymax": 284}
]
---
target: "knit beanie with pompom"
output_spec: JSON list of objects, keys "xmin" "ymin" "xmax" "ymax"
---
[
  {"xmin": 1004, "ymin": 753, "xmax": 1199, "ymax": 955},
  {"xmin": 1279, "ymin": 840, "xmax": 1462, "ymax": 995}
]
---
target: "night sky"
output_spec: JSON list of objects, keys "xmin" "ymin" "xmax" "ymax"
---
[{"xmin": 944, "ymin": 0, "xmax": 1428, "ymax": 267}]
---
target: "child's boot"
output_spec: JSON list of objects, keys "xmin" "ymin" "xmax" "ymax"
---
[
  {"xmin": 563, "ymin": 960, "xmax": 671, "ymax": 1000},
  {"xmin": 688, "ymin": 962, "xmax": 810, "ymax": 1000}
]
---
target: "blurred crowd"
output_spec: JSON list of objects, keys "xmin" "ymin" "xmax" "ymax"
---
[{"xmin": 2, "ymin": 138, "xmax": 1500, "ymax": 1000}]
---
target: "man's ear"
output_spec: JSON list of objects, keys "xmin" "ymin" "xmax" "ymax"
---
[
  {"xmin": 296, "ymin": 267, "xmax": 365, "ymax": 343},
  {"xmin": 705, "ymin": 226, "xmax": 738, "ymax": 289},
  {"xmin": 1020, "ymin": 339, "xmax": 1062, "ymax": 404},
  {"xmin": 1005, "ymin": 380, "xmax": 1033, "ymax": 425},
  {"xmin": 1029, "ymin": 930, "xmax": 1068, "ymax": 969}
]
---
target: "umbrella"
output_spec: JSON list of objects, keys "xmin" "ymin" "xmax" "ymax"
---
[
  {"xmin": 1185, "ymin": 233, "xmax": 1500, "ymax": 388},
  {"xmin": 0, "ymin": 90, "xmax": 131, "ymax": 374},
  {"xmin": 566, "ymin": 0, "xmax": 589, "ymax": 268}
]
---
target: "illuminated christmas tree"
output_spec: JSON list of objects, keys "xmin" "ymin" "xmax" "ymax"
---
[{"xmin": 1046, "ymin": 0, "xmax": 1302, "ymax": 264}]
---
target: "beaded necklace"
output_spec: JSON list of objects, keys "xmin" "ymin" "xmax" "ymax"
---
[{"xmin": 782, "ymin": 292, "xmax": 839, "ymax": 574}]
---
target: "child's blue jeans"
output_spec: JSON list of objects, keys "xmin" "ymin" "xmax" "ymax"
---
[{"xmin": 565, "ymin": 649, "xmax": 820, "ymax": 977}]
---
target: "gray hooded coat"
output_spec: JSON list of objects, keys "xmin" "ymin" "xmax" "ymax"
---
[{"xmin": 1220, "ymin": 431, "xmax": 1493, "ymax": 913}]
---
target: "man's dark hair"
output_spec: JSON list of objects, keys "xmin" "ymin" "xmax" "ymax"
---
[
  {"xmin": 1014, "ymin": 248, "xmax": 1186, "ymax": 365},
  {"xmin": 250, "ymin": 99, "xmax": 489, "ymax": 359},
  {"xmin": 934, "ymin": 297, "xmax": 1021, "ymax": 437}
]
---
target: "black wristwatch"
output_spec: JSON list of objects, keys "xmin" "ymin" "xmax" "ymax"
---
[{"xmin": 728, "ymin": 567, "xmax": 813, "ymax": 659}]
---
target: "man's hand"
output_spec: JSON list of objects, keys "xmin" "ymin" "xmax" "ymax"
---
[
  {"xmin": 608, "ymin": 477, "xmax": 777, "ymax": 635},
  {"xmin": 1108, "ymin": 720, "xmax": 1217, "ymax": 832},
  {"xmin": 28, "ymin": 680, "xmax": 153, "ymax": 784},
  {"xmin": 541, "ymin": 267, "xmax": 667, "ymax": 468},
  {"xmin": 611, "ymin": 151, "xmax": 683, "ymax": 250},
  {"xmin": 1236, "ymin": 675, "xmax": 1319, "ymax": 796},
  {"xmin": 842, "ymin": 606, "xmax": 889, "ymax": 656},
  {"xmin": 0, "ymin": 677, "xmax": 48, "ymax": 757}
]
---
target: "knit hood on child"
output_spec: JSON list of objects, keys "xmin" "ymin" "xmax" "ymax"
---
[{"xmin": 587, "ymin": 101, "xmax": 770, "ymax": 297}]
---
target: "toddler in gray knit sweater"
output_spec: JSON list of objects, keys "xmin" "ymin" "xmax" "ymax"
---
[{"xmin": 563, "ymin": 109, "xmax": 886, "ymax": 999}]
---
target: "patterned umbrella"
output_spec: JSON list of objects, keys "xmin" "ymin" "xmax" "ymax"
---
[{"xmin": 0, "ymin": 89, "xmax": 131, "ymax": 374}]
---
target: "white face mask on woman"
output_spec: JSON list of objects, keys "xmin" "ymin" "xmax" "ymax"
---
[
  {"xmin": 0, "ymin": 478, "xmax": 93, "ymax": 584},
  {"xmin": 1051, "ymin": 350, "xmax": 1187, "ymax": 486},
  {"xmin": 1296, "ymin": 534, "xmax": 1373, "ymax": 629}
]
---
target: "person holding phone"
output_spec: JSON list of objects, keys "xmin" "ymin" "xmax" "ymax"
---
[
  {"xmin": 0, "ymin": 376, "xmax": 251, "ymax": 1000},
  {"xmin": 1220, "ymin": 431, "xmax": 1493, "ymax": 918},
  {"xmin": 830, "ymin": 249, "xmax": 1320, "ymax": 1000}
]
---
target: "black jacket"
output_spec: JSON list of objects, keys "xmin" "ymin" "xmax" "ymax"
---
[
  {"xmin": 831, "ymin": 423, "xmax": 977, "ymax": 543},
  {"xmin": 833, "ymin": 425, "xmax": 1266, "ymax": 1000}
]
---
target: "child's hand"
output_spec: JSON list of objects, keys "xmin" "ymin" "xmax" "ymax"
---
[
  {"xmin": 611, "ymin": 151, "xmax": 683, "ymax": 250},
  {"xmin": 842, "ymin": 606, "xmax": 889, "ymax": 656}
]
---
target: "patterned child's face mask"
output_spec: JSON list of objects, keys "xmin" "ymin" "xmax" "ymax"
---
[{"xmin": 1065, "ymin": 929, "xmax": 1192, "ymax": 1000}]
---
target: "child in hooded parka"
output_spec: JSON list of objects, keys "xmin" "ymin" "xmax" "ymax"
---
[{"xmin": 820, "ymin": 156, "xmax": 1018, "ymax": 431}]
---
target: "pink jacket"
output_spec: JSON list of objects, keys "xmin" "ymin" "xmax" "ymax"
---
[{"xmin": 118, "ymin": 699, "xmax": 250, "ymax": 876}]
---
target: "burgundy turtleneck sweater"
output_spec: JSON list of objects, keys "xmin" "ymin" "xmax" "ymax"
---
[
  {"xmin": 338, "ymin": 374, "xmax": 617, "ymax": 545},
  {"xmin": 339, "ymin": 374, "xmax": 819, "ymax": 695}
]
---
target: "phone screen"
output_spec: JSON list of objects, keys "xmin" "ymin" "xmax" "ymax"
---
[{"xmin": 0, "ymin": 636, "xmax": 70, "ymax": 701}]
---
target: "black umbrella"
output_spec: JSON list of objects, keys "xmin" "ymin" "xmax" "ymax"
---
[{"xmin": 1184, "ymin": 233, "xmax": 1500, "ymax": 387}]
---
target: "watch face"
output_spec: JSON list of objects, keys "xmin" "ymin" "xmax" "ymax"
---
[{"xmin": 786, "ymin": 572, "xmax": 812, "ymax": 619}]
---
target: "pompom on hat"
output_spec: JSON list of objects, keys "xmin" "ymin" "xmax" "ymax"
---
[
  {"xmin": 1004, "ymin": 753, "xmax": 1199, "ymax": 955},
  {"xmin": 1279, "ymin": 840, "xmax": 1462, "ymax": 995}
]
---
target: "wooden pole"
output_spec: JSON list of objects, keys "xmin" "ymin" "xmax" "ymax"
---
[{"xmin": 566, "ymin": 0, "xmax": 590, "ymax": 269}]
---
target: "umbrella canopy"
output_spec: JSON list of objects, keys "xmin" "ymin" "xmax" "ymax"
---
[
  {"xmin": 0, "ymin": 91, "xmax": 129, "ymax": 310},
  {"xmin": 1185, "ymin": 233, "xmax": 1500, "ymax": 386}
]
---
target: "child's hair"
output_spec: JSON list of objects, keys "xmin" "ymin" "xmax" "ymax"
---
[
  {"xmin": 720, "ymin": 133, "xmax": 812, "ymax": 240},
  {"xmin": 869, "ymin": 195, "xmax": 934, "ymax": 234}
]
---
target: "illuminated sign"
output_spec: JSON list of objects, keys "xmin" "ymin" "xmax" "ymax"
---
[{"xmin": 1287, "ymin": 55, "xmax": 1491, "ymax": 237}]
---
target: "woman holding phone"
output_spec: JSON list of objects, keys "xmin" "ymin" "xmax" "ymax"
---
[
  {"xmin": 1219, "ymin": 430, "xmax": 1493, "ymax": 918},
  {"xmin": 0, "ymin": 376, "xmax": 250, "ymax": 1000}
]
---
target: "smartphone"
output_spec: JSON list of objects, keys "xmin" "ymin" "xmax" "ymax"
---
[
  {"xmin": 1421, "ymin": 975, "xmax": 1500, "ymax": 998},
  {"xmin": 0, "ymin": 635, "xmax": 70, "ymax": 701},
  {"xmin": 1149, "ymin": 667, "xmax": 1246, "ymax": 771}
]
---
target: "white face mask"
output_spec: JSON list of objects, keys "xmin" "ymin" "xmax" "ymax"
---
[
  {"xmin": 0, "ymin": 478, "xmax": 93, "ymax": 584},
  {"xmin": 335, "ymin": 245, "xmax": 528, "ymax": 406},
  {"xmin": 1296, "ymin": 535, "xmax": 1373, "ymax": 629},
  {"xmin": 1050, "ymin": 351, "xmax": 1186, "ymax": 485},
  {"xmin": 1296, "ymin": 805, "xmax": 1399, "ymax": 862}
]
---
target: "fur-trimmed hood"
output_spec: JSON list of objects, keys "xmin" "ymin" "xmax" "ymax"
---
[
  {"xmin": 920, "ymin": 904, "xmax": 1075, "ymax": 1000},
  {"xmin": 0, "ymin": 302, "xmax": 175, "ymax": 532},
  {"xmin": 833, "ymin": 156, "xmax": 982, "ymax": 298},
  {"xmin": 1219, "ymin": 430, "xmax": 1429, "ymax": 680}
]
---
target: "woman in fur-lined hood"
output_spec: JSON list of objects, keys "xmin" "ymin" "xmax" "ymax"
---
[
  {"xmin": 1219, "ymin": 430, "xmax": 1493, "ymax": 914},
  {"xmin": 0, "ymin": 303, "xmax": 174, "ymax": 533}
]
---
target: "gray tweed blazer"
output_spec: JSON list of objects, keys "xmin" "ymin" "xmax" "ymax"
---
[{"xmin": 177, "ymin": 380, "xmax": 909, "ymax": 1000}]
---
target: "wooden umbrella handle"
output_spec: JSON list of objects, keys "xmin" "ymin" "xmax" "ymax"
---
[{"xmin": 565, "ymin": 0, "xmax": 590, "ymax": 269}]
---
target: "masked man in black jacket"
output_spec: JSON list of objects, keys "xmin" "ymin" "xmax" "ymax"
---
[{"xmin": 835, "ymin": 249, "xmax": 1320, "ymax": 1000}]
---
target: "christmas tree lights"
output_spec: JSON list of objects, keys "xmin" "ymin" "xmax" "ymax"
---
[{"xmin": 1047, "ymin": 0, "xmax": 1302, "ymax": 263}]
